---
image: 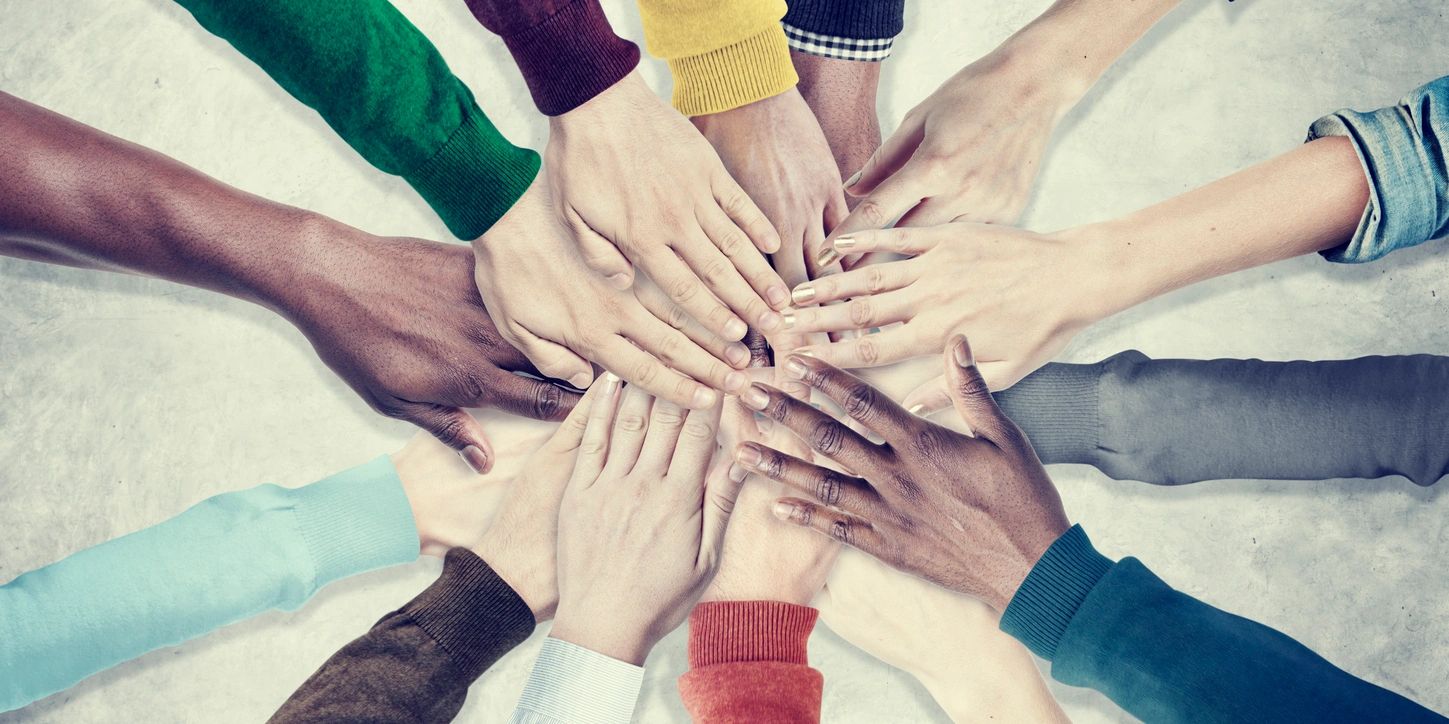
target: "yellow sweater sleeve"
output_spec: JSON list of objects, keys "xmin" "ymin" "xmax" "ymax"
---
[{"xmin": 635, "ymin": 0, "xmax": 798, "ymax": 116}]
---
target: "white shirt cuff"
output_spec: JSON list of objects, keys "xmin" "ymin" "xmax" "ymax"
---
[{"xmin": 510, "ymin": 637, "xmax": 644, "ymax": 724}]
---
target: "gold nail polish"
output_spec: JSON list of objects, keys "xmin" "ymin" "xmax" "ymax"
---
[
  {"xmin": 781, "ymin": 310, "xmax": 796, "ymax": 329},
  {"xmin": 907, "ymin": 403, "xmax": 925, "ymax": 416},
  {"xmin": 834, "ymin": 236, "xmax": 856, "ymax": 251},
  {"xmin": 791, "ymin": 285, "xmax": 817, "ymax": 305},
  {"xmin": 816, "ymin": 248, "xmax": 840, "ymax": 269}
]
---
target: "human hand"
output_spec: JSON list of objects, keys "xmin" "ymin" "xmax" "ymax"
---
[
  {"xmin": 700, "ymin": 365, "xmax": 839, "ymax": 605},
  {"xmin": 791, "ymin": 51, "xmax": 882, "ymax": 212},
  {"xmin": 465, "ymin": 382, "xmax": 605, "ymax": 620},
  {"xmin": 279, "ymin": 223, "xmax": 582, "ymax": 474},
  {"xmin": 546, "ymin": 72, "xmax": 789, "ymax": 339},
  {"xmin": 784, "ymin": 223, "xmax": 1104, "ymax": 389},
  {"xmin": 737, "ymin": 339, "xmax": 1070, "ymax": 611},
  {"xmin": 550, "ymin": 382, "xmax": 743, "ymax": 664},
  {"xmin": 474, "ymin": 176, "xmax": 754, "ymax": 409},
  {"xmin": 817, "ymin": 549, "xmax": 1068, "ymax": 723}
]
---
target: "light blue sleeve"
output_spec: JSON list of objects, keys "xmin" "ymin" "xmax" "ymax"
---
[
  {"xmin": 0, "ymin": 456, "xmax": 419, "ymax": 712},
  {"xmin": 1308, "ymin": 75, "xmax": 1449, "ymax": 263}
]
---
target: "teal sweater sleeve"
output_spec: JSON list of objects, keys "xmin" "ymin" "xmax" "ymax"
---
[
  {"xmin": 172, "ymin": 0, "xmax": 539, "ymax": 239},
  {"xmin": 1000, "ymin": 526, "xmax": 1444, "ymax": 722},
  {"xmin": 0, "ymin": 456, "xmax": 419, "ymax": 712}
]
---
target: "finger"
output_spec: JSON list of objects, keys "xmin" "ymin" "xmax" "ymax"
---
[
  {"xmin": 603, "ymin": 382, "xmax": 656, "ymax": 478},
  {"xmin": 944, "ymin": 334, "xmax": 1012, "ymax": 441},
  {"xmin": 563, "ymin": 206, "xmax": 635, "ymax": 289},
  {"xmin": 543, "ymin": 379, "xmax": 606, "ymax": 453},
  {"xmin": 900, "ymin": 373, "xmax": 951, "ymax": 417},
  {"xmin": 634, "ymin": 274, "xmax": 752, "ymax": 370},
  {"xmin": 790, "ymin": 260, "xmax": 917, "ymax": 308},
  {"xmin": 397, "ymin": 402, "xmax": 495, "ymax": 474},
  {"xmin": 777, "ymin": 354, "xmax": 917, "ymax": 443},
  {"xmin": 572, "ymin": 373, "xmax": 624, "ymax": 485},
  {"xmin": 743, "ymin": 327, "xmax": 772, "ymax": 368},
  {"xmin": 823, "ymin": 189, "xmax": 850, "ymax": 236},
  {"xmin": 676, "ymin": 235, "xmax": 783, "ymax": 335},
  {"xmin": 823, "ymin": 173, "xmax": 926, "ymax": 263},
  {"xmin": 701, "ymin": 456, "xmax": 748, "ymax": 566},
  {"xmin": 844, "ymin": 115, "xmax": 924, "ymax": 196},
  {"xmin": 598, "ymin": 335, "xmax": 718, "ymax": 409},
  {"xmin": 734, "ymin": 442, "xmax": 879, "ymax": 518},
  {"xmin": 634, "ymin": 398, "xmax": 689, "ymax": 477},
  {"xmin": 668, "ymin": 402, "xmax": 724, "ymax": 484},
  {"xmin": 646, "ymin": 248, "xmax": 749, "ymax": 341},
  {"xmin": 831, "ymin": 225, "xmax": 944, "ymax": 258},
  {"xmin": 739, "ymin": 381, "xmax": 887, "ymax": 477},
  {"xmin": 795, "ymin": 326, "xmax": 924, "ymax": 370},
  {"xmin": 714, "ymin": 173, "xmax": 781, "ymax": 254},
  {"xmin": 626, "ymin": 310, "xmax": 748, "ymax": 395},
  {"xmin": 488, "ymin": 371, "xmax": 583, "ymax": 422},
  {"xmin": 511, "ymin": 324, "xmax": 596, "ymax": 389},
  {"xmin": 785, "ymin": 291, "xmax": 915, "ymax": 335},
  {"xmin": 895, "ymin": 195, "xmax": 964, "ymax": 229},
  {"xmin": 700, "ymin": 207, "xmax": 790, "ymax": 311},
  {"xmin": 771, "ymin": 496, "xmax": 883, "ymax": 552}
]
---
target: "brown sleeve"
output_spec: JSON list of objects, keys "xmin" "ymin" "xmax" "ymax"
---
[{"xmin": 269, "ymin": 548, "xmax": 536, "ymax": 723}]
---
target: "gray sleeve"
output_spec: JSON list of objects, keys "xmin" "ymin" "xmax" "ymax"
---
[{"xmin": 995, "ymin": 351, "xmax": 1449, "ymax": 486}]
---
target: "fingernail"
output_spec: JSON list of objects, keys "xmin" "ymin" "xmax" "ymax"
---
[
  {"xmin": 772, "ymin": 501, "xmax": 795, "ymax": 520},
  {"xmin": 728, "ymin": 462, "xmax": 750, "ymax": 483},
  {"xmin": 742, "ymin": 383, "xmax": 770, "ymax": 410},
  {"xmin": 834, "ymin": 236, "xmax": 856, "ymax": 252},
  {"xmin": 952, "ymin": 336, "xmax": 975, "ymax": 368},
  {"xmin": 460, "ymin": 445, "xmax": 489, "ymax": 474},
  {"xmin": 568, "ymin": 371, "xmax": 593, "ymax": 389},
  {"xmin": 795, "ymin": 348, "xmax": 817, "ymax": 358},
  {"xmin": 724, "ymin": 371, "xmax": 748, "ymax": 392},
  {"xmin": 601, "ymin": 371, "xmax": 622, "ymax": 396},
  {"xmin": 734, "ymin": 444, "xmax": 762, "ymax": 468},
  {"xmin": 767, "ymin": 285, "xmax": 791, "ymax": 309},
  {"xmin": 784, "ymin": 356, "xmax": 808, "ymax": 379},
  {"xmin": 791, "ymin": 284, "xmax": 817, "ymax": 305},
  {"xmin": 726, "ymin": 343, "xmax": 750, "ymax": 368},
  {"xmin": 845, "ymin": 170, "xmax": 862, "ymax": 188},
  {"xmin": 907, "ymin": 403, "xmax": 925, "ymax": 416},
  {"xmin": 781, "ymin": 310, "xmax": 796, "ymax": 330},
  {"xmin": 724, "ymin": 318, "xmax": 749, "ymax": 341},
  {"xmin": 758, "ymin": 311, "xmax": 784, "ymax": 332},
  {"xmin": 816, "ymin": 247, "xmax": 840, "ymax": 269},
  {"xmin": 692, "ymin": 386, "xmax": 718, "ymax": 408}
]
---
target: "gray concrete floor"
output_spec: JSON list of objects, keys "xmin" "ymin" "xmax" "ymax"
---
[{"xmin": 2, "ymin": 0, "xmax": 1447, "ymax": 721}]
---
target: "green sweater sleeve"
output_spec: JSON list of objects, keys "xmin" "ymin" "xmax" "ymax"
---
[
  {"xmin": 0, "ymin": 457, "xmax": 419, "ymax": 713},
  {"xmin": 172, "ymin": 0, "xmax": 538, "ymax": 239},
  {"xmin": 1000, "ymin": 526, "xmax": 1443, "ymax": 722}
]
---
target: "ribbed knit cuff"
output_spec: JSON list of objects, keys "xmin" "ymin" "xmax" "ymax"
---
[
  {"xmin": 994, "ymin": 362, "xmax": 1101, "ymax": 466},
  {"xmin": 782, "ymin": 0, "xmax": 904, "ymax": 39},
  {"xmin": 403, "ymin": 105, "xmax": 540, "ymax": 240},
  {"xmin": 1000, "ymin": 525, "xmax": 1115, "ymax": 661},
  {"xmin": 405, "ymin": 548, "xmax": 536, "ymax": 681},
  {"xmin": 484, "ymin": 0, "xmax": 640, "ymax": 116},
  {"xmin": 688, "ymin": 601, "xmax": 818, "ymax": 667},
  {"xmin": 290, "ymin": 455, "xmax": 420, "ymax": 589},
  {"xmin": 669, "ymin": 25, "xmax": 799, "ymax": 116}
]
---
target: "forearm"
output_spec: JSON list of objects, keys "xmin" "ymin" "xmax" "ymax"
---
[
  {"xmin": 174, "ymin": 0, "xmax": 538, "ymax": 238},
  {"xmin": 1002, "ymin": 527, "xmax": 1441, "ymax": 721},
  {"xmin": 998, "ymin": 351, "xmax": 1449, "ymax": 486},
  {"xmin": 1071, "ymin": 136, "xmax": 1367, "ymax": 322},
  {"xmin": 1004, "ymin": 0, "xmax": 1181, "ymax": 101},
  {"xmin": 273, "ymin": 548, "xmax": 535, "ymax": 723},
  {"xmin": 0, "ymin": 458, "xmax": 417, "ymax": 712},
  {"xmin": 0, "ymin": 92, "xmax": 321, "ymax": 307},
  {"xmin": 677, "ymin": 601, "xmax": 823, "ymax": 723},
  {"xmin": 792, "ymin": 51, "xmax": 881, "ymax": 181},
  {"xmin": 910, "ymin": 614, "xmax": 1067, "ymax": 723}
]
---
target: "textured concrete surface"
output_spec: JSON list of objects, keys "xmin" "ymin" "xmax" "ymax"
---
[{"xmin": 2, "ymin": 0, "xmax": 1447, "ymax": 721}]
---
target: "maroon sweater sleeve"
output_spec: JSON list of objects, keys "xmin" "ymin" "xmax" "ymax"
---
[
  {"xmin": 677, "ymin": 601, "xmax": 823, "ymax": 723},
  {"xmin": 463, "ymin": 0, "xmax": 640, "ymax": 115}
]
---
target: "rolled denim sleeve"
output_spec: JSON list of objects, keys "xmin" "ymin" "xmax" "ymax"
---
[{"xmin": 1307, "ymin": 75, "xmax": 1449, "ymax": 263}]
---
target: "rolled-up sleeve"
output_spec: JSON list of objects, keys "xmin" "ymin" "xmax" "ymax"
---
[{"xmin": 1307, "ymin": 75, "xmax": 1449, "ymax": 263}]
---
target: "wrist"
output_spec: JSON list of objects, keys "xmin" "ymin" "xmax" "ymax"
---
[
  {"xmin": 471, "ymin": 534, "xmax": 557, "ymax": 622},
  {"xmin": 1004, "ymin": 0, "xmax": 1179, "ymax": 104},
  {"xmin": 252, "ymin": 213, "xmax": 371, "ymax": 323},
  {"xmin": 550, "ymin": 607, "xmax": 653, "ymax": 665},
  {"xmin": 1052, "ymin": 223, "xmax": 1147, "ymax": 328}
]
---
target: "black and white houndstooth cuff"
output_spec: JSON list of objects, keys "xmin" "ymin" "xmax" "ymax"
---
[{"xmin": 783, "ymin": 23, "xmax": 895, "ymax": 62}]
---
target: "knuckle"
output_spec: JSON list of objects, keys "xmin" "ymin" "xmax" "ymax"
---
[
  {"xmin": 533, "ymin": 384, "xmax": 564, "ymax": 420},
  {"xmin": 617, "ymin": 413, "xmax": 648, "ymax": 433},
  {"xmin": 760, "ymin": 449, "xmax": 785, "ymax": 479},
  {"xmin": 792, "ymin": 503, "xmax": 814, "ymax": 527},
  {"xmin": 843, "ymin": 382, "xmax": 877, "ymax": 420},
  {"xmin": 853, "ymin": 337, "xmax": 881, "ymax": 365},
  {"xmin": 856, "ymin": 200, "xmax": 890, "ymax": 227},
  {"xmin": 701, "ymin": 259, "xmax": 732, "ymax": 284},
  {"xmin": 816, "ymin": 471, "xmax": 844, "ymax": 506},
  {"xmin": 716, "ymin": 231, "xmax": 748, "ymax": 257},
  {"xmin": 848, "ymin": 298, "xmax": 875, "ymax": 327},
  {"xmin": 682, "ymin": 420, "xmax": 715, "ymax": 441},
  {"xmin": 830, "ymin": 519, "xmax": 853, "ymax": 545},
  {"xmin": 666, "ymin": 303, "xmax": 689, "ymax": 330},
  {"xmin": 669, "ymin": 276, "xmax": 699, "ymax": 304},
  {"xmin": 763, "ymin": 393, "xmax": 790, "ymax": 423},
  {"xmin": 631, "ymin": 360, "xmax": 659, "ymax": 387},
  {"xmin": 956, "ymin": 369, "xmax": 992, "ymax": 399},
  {"xmin": 809, "ymin": 420, "xmax": 847, "ymax": 455},
  {"xmin": 909, "ymin": 426, "xmax": 948, "ymax": 458},
  {"xmin": 891, "ymin": 472, "xmax": 923, "ymax": 503},
  {"xmin": 720, "ymin": 192, "xmax": 751, "ymax": 218},
  {"xmin": 866, "ymin": 266, "xmax": 887, "ymax": 293},
  {"xmin": 655, "ymin": 332, "xmax": 681, "ymax": 361},
  {"xmin": 430, "ymin": 415, "xmax": 468, "ymax": 447}
]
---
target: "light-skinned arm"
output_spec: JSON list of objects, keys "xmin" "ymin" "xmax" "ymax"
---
[
  {"xmin": 737, "ymin": 344, "xmax": 1441, "ymax": 721},
  {"xmin": 0, "ymin": 92, "xmax": 579, "ymax": 472},
  {"xmin": 830, "ymin": 0, "xmax": 1182, "ymax": 237}
]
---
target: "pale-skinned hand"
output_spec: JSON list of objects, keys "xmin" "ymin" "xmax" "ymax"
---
[
  {"xmin": 784, "ymin": 223, "xmax": 1102, "ymax": 389},
  {"xmin": 550, "ymin": 381, "xmax": 744, "ymax": 664},
  {"xmin": 737, "ymin": 339, "xmax": 1071, "ymax": 611},
  {"xmin": 547, "ymin": 72, "xmax": 790, "ymax": 340},
  {"xmin": 475, "ymin": 176, "xmax": 753, "ymax": 409}
]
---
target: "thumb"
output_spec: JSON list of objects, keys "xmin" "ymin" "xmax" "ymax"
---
[
  {"xmin": 565, "ymin": 207, "xmax": 634, "ymax": 288},
  {"xmin": 844, "ymin": 115, "xmax": 924, "ymax": 196},
  {"xmin": 944, "ymin": 335, "xmax": 1008, "ymax": 440},
  {"xmin": 398, "ymin": 402, "xmax": 495, "ymax": 474},
  {"xmin": 513, "ymin": 325, "xmax": 596, "ymax": 390}
]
